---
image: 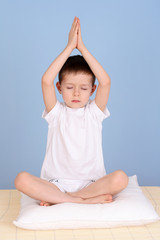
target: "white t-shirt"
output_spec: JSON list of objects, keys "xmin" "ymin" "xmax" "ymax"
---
[{"xmin": 40, "ymin": 99, "xmax": 110, "ymax": 181}]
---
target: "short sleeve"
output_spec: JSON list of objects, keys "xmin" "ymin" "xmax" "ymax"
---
[
  {"xmin": 42, "ymin": 100, "xmax": 62, "ymax": 124},
  {"xmin": 88, "ymin": 100, "xmax": 110, "ymax": 122}
]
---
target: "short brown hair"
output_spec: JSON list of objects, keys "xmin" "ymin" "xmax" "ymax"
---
[{"xmin": 58, "ymin": 55, "xmax": 96, "ymax": 86}]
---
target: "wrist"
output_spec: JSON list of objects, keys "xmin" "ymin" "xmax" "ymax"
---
[
  {"xmin": 78, "ymin": 44, "xmax": 87, "ymax": 54},
  {"xmin": 66, "ymin": 44, "xmax": 74, "ymax": 53}
]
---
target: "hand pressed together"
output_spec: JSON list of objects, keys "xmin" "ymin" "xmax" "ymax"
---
[{"xmin": 67, "ymin": 16, "xmax": 85, "ymax": 52}]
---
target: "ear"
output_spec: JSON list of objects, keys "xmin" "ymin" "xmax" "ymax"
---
[
  {"xmin": 90, "ymin": 84, "xmax": 97, "ymax": 96},
  {"xmin": 56, "ymin": 82, "xmax": 62, "ymax": 94}
]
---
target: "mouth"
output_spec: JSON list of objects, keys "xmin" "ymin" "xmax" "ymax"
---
[{"xmin": 72, "ymin": 100, "xmax": 80, "ymax": 103}]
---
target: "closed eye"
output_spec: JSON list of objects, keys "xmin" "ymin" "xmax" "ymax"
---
[
  {"xmin": 66, "ymin": 87, "xmax": 73, "ymax": 89},
  {"xmin": 66, "ymin": 87, "xmax": 88, "ymax": 90}
]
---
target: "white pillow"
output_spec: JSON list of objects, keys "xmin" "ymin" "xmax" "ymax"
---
[{"xmin": 13, "ymin": 175, "xmax": 160, "ymax": 230}]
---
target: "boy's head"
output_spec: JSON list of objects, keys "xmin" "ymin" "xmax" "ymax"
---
[
  {"xmin": 56, "ymin": 55, "xmax": 96, "ymax": 108},
  {"xmin": 58, "ymin": 55, "xmax": 96, "ymax": 87}
]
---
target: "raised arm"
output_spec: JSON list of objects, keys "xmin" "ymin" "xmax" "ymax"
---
[
  {"xmin": 41, "ymin": 17, "xmax": 79, "ymax": 113},
  {"xmin": 77, "ymin": 18, "xmax": 111, "ymax": 112}
]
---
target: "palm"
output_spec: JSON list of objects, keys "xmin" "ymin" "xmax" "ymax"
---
[
  {"xmin": 76, "ymin": 19, "xmax": 84, "ymax": 52},
  {"xmin": 67, "ymin": 17, "xmax": 84, "ymax": 52}
]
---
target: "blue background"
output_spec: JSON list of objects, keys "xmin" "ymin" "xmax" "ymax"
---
[{"xmin": 0, "ymin": 0, "xmax": 160, "ymax": 189}]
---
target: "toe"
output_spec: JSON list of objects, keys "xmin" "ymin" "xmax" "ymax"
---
[
  {"xmin": 40, "ymin": 201, "xmax": 44, "ymax": 206},
  {"xmin": 105, "ymin": 194, "xmax": 112, "ymax": 203},
  {"xmin": 44, "ymin": 203, "xmax": 49, "ymax": 206}
]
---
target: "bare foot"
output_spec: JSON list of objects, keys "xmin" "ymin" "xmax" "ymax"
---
[
  {"xmin": 39, "ymin": 194, "xmax": 112, "ymax": 206},
  {"xmin": 68, "ymin": 192, "xmax": 112, "ymax": 203},
  {"xmin": 67, "ymin": 193, "xmax": 112, "ymax": 204},
  {"xmin": 39, "ymin": 195, "xmax": 83, "ymax": 206},
  {"xmin": 82, "ymin": 194, "xmax": 112, "ymax": 204},
  {"xmin": 80, "ymin": 194, "xmax": 112, "ymax": 204}
]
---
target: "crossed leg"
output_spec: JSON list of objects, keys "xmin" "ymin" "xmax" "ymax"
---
[
  {"xmin": 68, "ymin": 170, "xmax": 129, "ymax": 199},
  {"xmin": 14, "ymin": 170, "xmax": 128, "ymax": 206}
]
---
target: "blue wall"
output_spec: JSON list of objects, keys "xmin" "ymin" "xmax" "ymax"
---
[{"xmin": 0, "ymin": 0, "xmax": 160, "ymax": 188}]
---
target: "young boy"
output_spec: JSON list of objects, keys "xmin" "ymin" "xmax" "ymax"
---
[{"xmin": 15, "ymin": 17, "xmax": 128, "ymax": 206}]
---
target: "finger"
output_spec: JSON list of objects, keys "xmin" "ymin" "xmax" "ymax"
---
[
  {"xmin": 73, "ymin": 19, "xmax": 78, "ymax": 32},
  {"xmin": 77, "ymin": 21, "xmax": 80, "ymax": 33},
  {"xmin": 73, "ymin": 16, "xmax": 77, "ymax": 23},
  {"xmin": 78, "ymin": 21, "xmax": 81, "ymax": 34},
  {"xmin": 71, "ymin": 17, "xmax": 77, "ymax": 31},
  {"xmin": 73, "ymin": 17, "xmax": 78, "ymax": 26},
  {"xmin": 76, "ymin": 24, "xmax": 79, "ymax": 34}
]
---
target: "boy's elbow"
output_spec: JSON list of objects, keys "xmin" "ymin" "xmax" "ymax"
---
[
  {"xmin": 41, "ymin": 76, "xmax": 50, "ymax": 86},
  {"xmin": 41, "ymin": 75, "xmax": 47, "ymax": 83},
  {"xmin": 102, "ymin": 78, "xmax": 111, "ymax": 87},
  {"xmin": 102, "ymin": 73, "xmax": 111, "ymax": 86},
  {"xmin": 107, "ymin": 76, "xmax": 111, "ymax": 85}
]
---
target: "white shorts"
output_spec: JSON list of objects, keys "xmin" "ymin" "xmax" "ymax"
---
[{"xmin": 49, "ymin": 178, "xmax": 96, "ymax": 193}]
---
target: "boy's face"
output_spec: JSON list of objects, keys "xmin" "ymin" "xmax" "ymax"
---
[{"xmin": 56, "ymin": 72, "xmax": 96, "ymax": 108}]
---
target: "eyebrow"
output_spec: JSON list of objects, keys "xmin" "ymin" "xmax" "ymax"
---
[{"xmin": 64, "ymin": 83, "xmax": 90, "ymax": 86}]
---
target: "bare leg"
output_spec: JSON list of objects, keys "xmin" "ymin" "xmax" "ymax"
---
[
  {"xmin": 68, "ymin": 170, "xmax": 128, "ymax": 199},
  {"xmin": 14, "ymin": 172, "xmax": 114, "ymax": 205},
  {"xmin": 14, "ymin": 172, "xmax": 80, "ymax": 204}
]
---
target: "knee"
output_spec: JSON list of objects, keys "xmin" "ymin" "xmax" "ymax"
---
[
  {"xmin": 113, "ymin": 170, "xmax": 129, "ymax": 190},
  {"xmin": 14, "ymin": 171, "xmax": 30, "ymax": 191}
]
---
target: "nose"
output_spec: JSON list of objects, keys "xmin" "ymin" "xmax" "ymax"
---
[{"xmin": 73, "ymin": 88, "xmax": 80, "ymax": 96}]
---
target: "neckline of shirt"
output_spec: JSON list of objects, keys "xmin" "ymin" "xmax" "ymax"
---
[{"xmin": 64, "ymin": 102, "xmax": 88, "ymax": 113}]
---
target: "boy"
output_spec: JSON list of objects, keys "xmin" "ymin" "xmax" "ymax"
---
[{"xmin": 15, "ymin": 17, "xmax": 128, "ymax": 206}]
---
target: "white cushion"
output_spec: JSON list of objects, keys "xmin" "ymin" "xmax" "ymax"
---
[{"xmin": 13, "ymin": 175, "xmax": 160, "ymax": 230}]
